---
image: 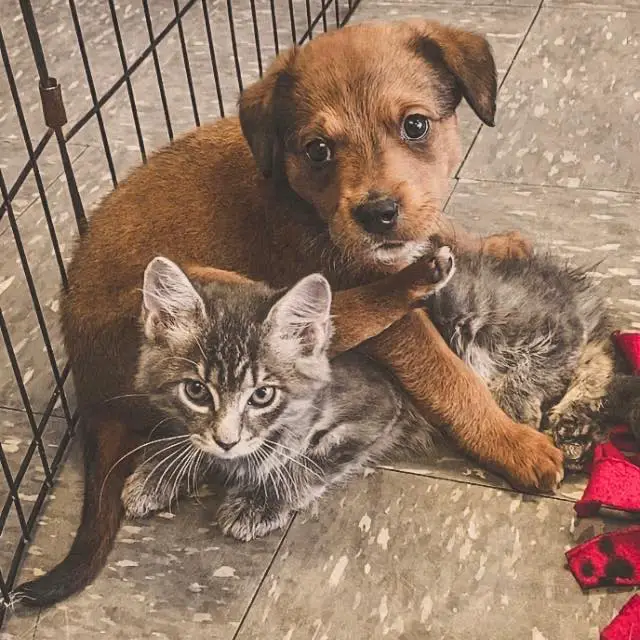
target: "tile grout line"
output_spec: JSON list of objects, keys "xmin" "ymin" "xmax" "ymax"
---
[
  {"xmin": 0, "ymin": 405, "xmax": 68, "ymax": 420},
  {"xmin": 231, "ymin": 515, "xmax": 297, "ymax": 640},
  {"xmin": 442, "ymin": 177, "xmax": 459, "ymax": 213},
  {"xmin": 458, "ymin": 176, "xmax": 640, "ymax": 196},
  {"xmin": 455, "ymin": 0, "xmax": 545, "ymax": 180},
  {"xmin": 380, "ymin": 465, "xmax": 580, "ymax": 505}
]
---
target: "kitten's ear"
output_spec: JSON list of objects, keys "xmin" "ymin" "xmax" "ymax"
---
[
  {"xmin": 142, "ymin": 257, "xmax": 206, "ymax": 340},
  {"xmin": 265, "ymin": 274, "xmax": 333, "ymax": 378}
]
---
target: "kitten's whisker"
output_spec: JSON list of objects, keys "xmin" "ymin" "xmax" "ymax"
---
[
  {"xmin": 193, "ymin": 335, "xmax": 208, "ymax": 363},
  {"xmin": 138, "ymin": 443, "xmax": 191, "ymax": 500},
  {"xmin": 146, "ymin": 415, "xmax": 186, "ymax": 443},
  {"xmin": 101, "ymin": 392, "xmax": 150, "ymax": 404},
  {"xmin": 264, "ymin": 439, "xmax": 325, "ymax": 482},
  {"xmin": 261, "ymin": 443, "xmax": 296, "ymax": 504},
  {"xmin": 157, "ymin": 355, "xmax": 201, "ymax": 369},
  {"xmin": 171, "ymin": 448, "xmax": 197, "ymax": 507},
  {"xmin": 254, "ymin": 448, "xmax": 269, "ymax": 500},
  {"xmin": 264, "ymin": 438, "xmax": 324, "ymax": 475},
  {"xmin": 155, "ymin": 445, "xmax": 194, "ymax": 510},
  {"xmin": 137, "ymin": 438, "xmax": 190, "ymax": 472},
  {"xmin": 191, "ymin": 451, "xmax": 206, "ymax": 504},
  {"xmin": 99, "ymin": 435, "xmax": 190, "ymax": 509},
  {"xmin": 260, "ymin": 444, "xmax": 284, "ymax": 502},
  {"xmin": 184, "ymin": 449, "xmax": 200, "ymax": 499}
]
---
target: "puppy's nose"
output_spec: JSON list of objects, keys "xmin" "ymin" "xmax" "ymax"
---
[
  {"xmin": 213, "ymin": 436, "xmax": 239, "ymax": 451},
  {"xmin": 353, "ymin": 198, "xmax": 399, "ymax": 235}
]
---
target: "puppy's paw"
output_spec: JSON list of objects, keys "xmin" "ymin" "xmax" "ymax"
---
[
  {"xmin": 482, "ymin": 231, "xmax": 533, "ymax": 260},
  {"xmin": 405, "ymin": 245, "xmax": 455, "ymax": 302},
  {"xmin": 428, "ymin": 246, "xmax": 456, "ymax": 292},
  {"xmin": 497, "ymin": 425, "xmax": 565, "ymax": 493},
  {"xmin": 217, "ymin": 495, "xmax": 290, "ymax": 542},
  {"xmin": 122, "ymin": 471, "xmax": 169, "ymax": 519}
]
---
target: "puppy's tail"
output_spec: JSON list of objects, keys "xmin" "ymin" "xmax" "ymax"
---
[{"xmin": 13, "ymin": 415, "xmax": 140, "ymax": 607}]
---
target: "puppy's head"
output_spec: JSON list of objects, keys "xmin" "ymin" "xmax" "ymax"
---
[{"xmin": 240, "ymin": 20, "xmax": 497, "ymax": 271}]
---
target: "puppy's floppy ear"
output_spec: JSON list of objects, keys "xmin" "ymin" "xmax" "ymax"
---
[
  {"xmin": 238, "ymin": 48, "xmax": 297, "ymax": 178},
  {"xmin": 409, "ymin": 21, "xmax": 498, "ymax": 127}
]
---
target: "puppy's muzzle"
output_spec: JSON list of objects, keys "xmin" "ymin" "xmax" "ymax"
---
[{"xmin": 352, "ymin": 198, "xmax": 399, "ymax": 235}]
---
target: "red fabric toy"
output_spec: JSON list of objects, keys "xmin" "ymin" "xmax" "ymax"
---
[
  {"xmin": 574, "ymin": 442, "xmax": 640, "ymax": 518},
  {"xmin": 565, "ymin": 331, "xmax": 640, "ymax": 639},
  {"xmin": 601, "ymin": 595, "xmax": 640, "ymax": 640},
  {"xmin": 615, "ymin": 331, "xmax": 640, "ymax": 375},
  {"xmin": 566, "ymin": 525, "xmax": 640, "ymax": 589}
]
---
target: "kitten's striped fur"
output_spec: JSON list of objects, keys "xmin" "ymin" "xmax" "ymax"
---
[{"xmin": 124, "ymin": 258, "xmax": 438, "ymax": 540}]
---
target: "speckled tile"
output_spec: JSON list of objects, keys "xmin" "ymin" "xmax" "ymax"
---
[
  {"xmin": 547, "ymin": 1, "xmax": 640, "ymax": 9},
  {"xmin": 350, "ymin": 4, "xmax": 539, "ymax": 156},
  {"xmin": 0, "ymin": 409, "xmax": 71, "ymax": 583},
  {"xmin": 3, "ymin": 441, "xmax": 287, "ymax": 640},
  {"xmin": 462, "ymin": 7, "xmax": 640, "ymax": 191},
  {"xmin": 0, "ymin": 145, "xmax": 141, "ymax": 416},
  {"xmin": 1, "ymin": 0, "xmax": 353, "ymax": 155},
  {"xmin": 235, "ymin": 470, "xmax": 630, "ymax": 640}
]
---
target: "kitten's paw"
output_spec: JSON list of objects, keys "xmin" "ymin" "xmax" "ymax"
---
[
  {"xmin": 122, "ymin": 471, "xmax": 169, "ymax": 519},
  {"xmin": 497, "ymin": 424, "xmax": 565, "ymax": 492},
  {"xmin": 482, "ymin": 231, "xmax": 533, "ymax": 260},
  {"xmin": 217, "ymin": 495, "xmax": 290, "ymax": 542}
]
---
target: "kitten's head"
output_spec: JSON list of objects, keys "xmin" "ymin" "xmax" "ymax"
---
[{"xmin": 136, "ymin": 257, "xmax": 333, "ymax": 460}]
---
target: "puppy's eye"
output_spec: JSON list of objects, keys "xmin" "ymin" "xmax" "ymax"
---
[
  {"xmin": 305, "ymin": 139, "xmax": 332, "ymax": 164},
  {"xmin": 182, "ymin": 380, "xmax": 210, "ymax": 405},
  {"xmin": 248, "ymin": 386, "xmax": 278, "ymax": 408},
  {"xmin": 402, "ymin": 114, "xmax": 430, "ymax": 141}
]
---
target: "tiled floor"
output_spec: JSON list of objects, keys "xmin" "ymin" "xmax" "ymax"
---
[{"xmin": 1, "ymin": 0, "xmax": 639, "ymax": 638}]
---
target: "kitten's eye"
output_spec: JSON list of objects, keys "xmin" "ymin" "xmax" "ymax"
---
[
  {"xmin": 401, "ymin": 114, "xmax": 430, "ymax": 141},
  {"xmin": 182, "ymin": 380, "xmax": 210, "ymax": 405},
  {"xmin": 248, "ymin": 386, "xmax": 277, "ymax": 408}
]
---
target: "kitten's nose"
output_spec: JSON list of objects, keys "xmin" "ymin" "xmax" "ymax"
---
[{"xmin": 213, "ymin": 436, "xmax": 239, "ymax": 451}]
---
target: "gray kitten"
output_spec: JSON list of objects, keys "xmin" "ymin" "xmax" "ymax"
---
[
  {"xmin": 122, "ymin": 254, "xmax": 451, "ymax": 541},
  {"xmin": 423, "ymin": 251, "xmax": 640, "ymax": 470}
]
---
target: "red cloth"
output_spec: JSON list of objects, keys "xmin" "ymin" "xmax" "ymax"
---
[
  {"xmin": 574, "ymin": 442, "xmax": 640, "ymax": 518},
  {"xmin": 565, "ymin": 332, "xmax": 640, "ymax": 637},
  {"xmin": 600, "ymin": 595, "xmax": 640, "ymax": 640},
  {"xmin": 566, "ymin": 526, "xmax": 640, "ymax": 589},
  {"xmin": 615, "ymin": 331, "xmax": 640, "ymax": 374}
]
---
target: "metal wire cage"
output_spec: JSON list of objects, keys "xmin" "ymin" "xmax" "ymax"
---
[{"xmin": 0, "ymin": 0, "xmax": 360, "ymax": 625}]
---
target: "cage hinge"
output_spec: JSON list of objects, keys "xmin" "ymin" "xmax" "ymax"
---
[{"xmin": 39, "ymin": 77, "xmax": 67, "ymax": 129}]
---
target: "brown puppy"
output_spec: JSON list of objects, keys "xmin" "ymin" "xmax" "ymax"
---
[{"xmin": 14, "ymin": 20, "xmax": 562, "ymax": 607}]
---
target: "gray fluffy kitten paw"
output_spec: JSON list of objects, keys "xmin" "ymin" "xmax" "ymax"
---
[
  {"xmin": 121, "ymin": 471, "xmax": 169, "ymax": 519},
  {"xmin": 217, "ymin": 495, "xmax": 291, "ymax": 542}
]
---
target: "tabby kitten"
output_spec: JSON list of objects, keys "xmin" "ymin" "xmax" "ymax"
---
[
  {"xmin": 122, "ymin": 254, "xmax": 450, "ymax": 541},
  {"xmin": 422, "ymin": 250, "xmax": 640, "ymax": 470}
]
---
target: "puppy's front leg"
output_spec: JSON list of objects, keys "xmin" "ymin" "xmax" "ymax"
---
[
  {"xmin": 361, "ymin": 311, "xmax": 564, "ymax": 493},
  {"xmin": 329, "ymin": 246, "xmax": 455, "ymax": 357}
]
